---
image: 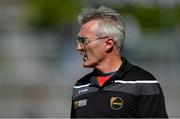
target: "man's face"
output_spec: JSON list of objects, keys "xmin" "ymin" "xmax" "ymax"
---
[{"xmin": 76, "ymin": 20, "xmax": 106, "ymax": 68}]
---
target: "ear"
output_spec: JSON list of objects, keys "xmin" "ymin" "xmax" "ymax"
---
[{"xmin": 105, "ymin": 38, "xmax": 115, "ymax": 52}]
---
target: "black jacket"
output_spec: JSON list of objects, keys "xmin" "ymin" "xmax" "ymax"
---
[{"xmin": 71, "ymin": 57, "xmax": 168, "ymax": 118}]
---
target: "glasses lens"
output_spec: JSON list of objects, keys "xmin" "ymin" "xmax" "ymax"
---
[{"xmin": 78, "ymin": 37, "xmax": 87, "ymax": 45}]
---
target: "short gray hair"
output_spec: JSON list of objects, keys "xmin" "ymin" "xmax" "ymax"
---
[{"xmin": 77, "ymin": 6, "xmax": 125, "ymax": 51}]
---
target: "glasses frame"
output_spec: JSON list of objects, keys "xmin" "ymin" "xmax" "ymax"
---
[{"xmin": 77, "ymin": 36, "xmax": 108, "ymax": 47}]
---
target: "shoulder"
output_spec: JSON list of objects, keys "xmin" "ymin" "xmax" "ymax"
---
[
  {"xmin": 119, "ymin": 57, "xmax": 156, "ymax": 81},
  {"xmin": 124, "ymin": 64, "xmax": 156, "ymax": 81},
  {"xmin": 119, "ymin": 63, "xmax": 162, "ymax": 96},
  {"xmin": 74, "ymin": 72, "xmax": 93, "ymax": 86}
]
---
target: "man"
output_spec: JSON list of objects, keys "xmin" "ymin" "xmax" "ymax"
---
[{"xmin": 71, "ymin": 6, "xmax": 168, "ymax": 118}]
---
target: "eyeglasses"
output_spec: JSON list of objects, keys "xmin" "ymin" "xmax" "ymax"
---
[{"xmin": 77, "ymin": 36, "xmax": 108, "ymax": 47}]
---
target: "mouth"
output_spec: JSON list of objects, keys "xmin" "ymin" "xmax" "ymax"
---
[
  {"xmin": 79, "ymin": 51, "xmax": 88, "ymax": 62},
  {"xmin": 83, "ymin": 55, "xmax": 88, "ymax": 61}
]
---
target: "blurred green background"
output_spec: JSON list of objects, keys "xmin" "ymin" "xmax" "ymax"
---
[{"xmin": 0, "ymin": 0, "xmax": 179, "ymax": 117}]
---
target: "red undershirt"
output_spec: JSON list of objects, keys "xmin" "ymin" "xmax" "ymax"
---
[
  {"xmin": 96, "ymin": 75, "xmax": 112, "ymax": 86},
  {"xmin": 95, "ymin": 69, "xmax": 118, "ymax": 87}
]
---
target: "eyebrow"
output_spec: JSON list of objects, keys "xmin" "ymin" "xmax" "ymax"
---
[{"xmin": 77, "ymin": 36, "xmax": 88, "ymax": 39}]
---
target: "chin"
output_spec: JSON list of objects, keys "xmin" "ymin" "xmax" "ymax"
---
[
  {"xmin": 83, "ymin": 62, "xmax": 95, "ymax": 68},
  {"xmin": 83, "ymin": 64, "xmax": 92, "ymax": 68}
]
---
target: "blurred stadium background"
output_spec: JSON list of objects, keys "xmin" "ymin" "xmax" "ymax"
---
[{"xmin": 0, "ymin": 0, "xmax": 179, "ymax": 118}]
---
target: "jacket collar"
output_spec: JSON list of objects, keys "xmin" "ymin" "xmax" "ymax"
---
[{"xmin": 90, "ymin": 57, "xmax": 133, "ymax": 87}]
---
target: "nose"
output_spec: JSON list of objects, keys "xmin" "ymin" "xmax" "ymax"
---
[
  {"xmin": 76, "ymin": 42, "xmax": 83, "ymax": 51},
  {"xmin": 76, "ymin": 42, "xmax": 85, "ymax": 56}
]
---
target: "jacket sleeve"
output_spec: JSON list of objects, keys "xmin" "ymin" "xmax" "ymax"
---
[
  {"xmin": 70, "ymin": 100, "xmax": 76, "ymax": 118},
  {"xmin": 71, "ymin": 86, "xmax": 76, "ymax": 118},
  {"xmin": 137, "ymin": 83, "xmax": 168, "ymax": 118}
]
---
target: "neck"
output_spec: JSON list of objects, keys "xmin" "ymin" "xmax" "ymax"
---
[{"xmin": 95, "ymin": 52, "xmax": 122, "ymax": 73}]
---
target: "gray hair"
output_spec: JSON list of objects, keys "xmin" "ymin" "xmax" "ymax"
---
[{"xmin": 77, "ymin": 6, "xmax": 125, "ymax": 51}]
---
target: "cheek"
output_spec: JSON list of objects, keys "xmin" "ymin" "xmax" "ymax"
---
[{"xmin": 87, "ymin": 47, "xmax": 105, "ymax": 60}]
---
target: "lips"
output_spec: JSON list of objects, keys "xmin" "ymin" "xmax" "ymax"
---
[
  {"xmin": 83, "ymin": 55, "xmax": 88, "ymax": 61},
  {"xmin": 79, "ymin": 51, "xmax": 87, "ymax": 61}
]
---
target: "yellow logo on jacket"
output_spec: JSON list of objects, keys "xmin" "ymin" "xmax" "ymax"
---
[
  {"xmin": 74, "ymin": 99, "xmax": 87, "ymax": 109},
  {"xmin": 110, "ymin": 97, "xmax": 123, "ymax": 110}
]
